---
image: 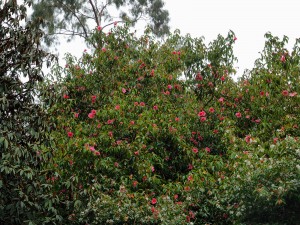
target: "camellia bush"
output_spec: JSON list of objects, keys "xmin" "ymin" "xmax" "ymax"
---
[{"xmin": 41, "ymin": 26, "xmax": 299, "ymax": 224}]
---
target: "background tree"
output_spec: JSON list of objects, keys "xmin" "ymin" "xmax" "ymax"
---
[
  {"xmin": 31, "ymin": 0, "xmax": 170, "ymax": 47},
  {"xmin": 0, "ymin": 1, "xmax": 58, "ymax": 224}
]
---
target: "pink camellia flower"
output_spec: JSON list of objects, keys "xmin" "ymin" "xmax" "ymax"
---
[
  {"xmin": 200, "ymin": 117, "xmax": 206, "ymax": 122},
  {"xmin": 107, "ymin": 119, "xmax": 114, "ymax": 124},
  {"xmin": 132, "ymin": 180, "xmax": 138, "ymax": 187},
  {"xmin": 218, "ymin": 97, "xmax": 224, "ymax": 103},
  {"xmin": 91, "ymin": 95, "xmax": 96, "ymax": 103},
  {"xmin": 282, "ymin": 90, "xmax": 289, "ymax": 96},
  {"xmin": 115, "ymin": 105, "xmax": 120, "ymax": 110},
  {"xmin": 280, "ymin": 55, "xmax": 286, "ymax": 63},
  {"xmin": 91, "ymin": 109, "xmax": 96, "ymax": 114},
  {"xmin": 94, "ymin": 151, "xmax": 100, "ymax": 156},
  {"xmin": 97, "ymin": 26, "xmax": 102, "ymax": 31},
  {"xmin": 151, "ymin": 198, "xmax": 157, "ymax": 205},
  {"xmin": 260, "ymin": 91, "xmax": 264, "ymax": 96},
  {"xmin": 235, "ymin": 112, "xmax": 242, "ymax": 118},
  {"xmin": 89, "ymin": 146, "xmax": 95, "ymax": 152},
  {"xmin": 198, "ymin": 110, "xmax": 206, "ymax": 117},
  {"xmin": 167, "ymin": 84, "xmax": 172, "ymax": 90},
  {"xmin": 122, "ymin": 88, "xmax": 127, "ymax": 93},
  {"xmin": 192, "ymin": 147, "xmax": 198, "ymax": 153},
  {"xmin": 139, "ymin": 102, "xmax": 145, "ymax": 107},
  {"xmin": 221, "ymin": 76, "xmax": 225, "ymax": 81},
  {"xmin": 205, "ymin": 147, "xmax": 211, "ymax": 153},
  {"xmin": 187, "ymin": 175, "xmax": 193, "ymax": 181},
  {"xmin": 74, "ymin": 112, "xmax": 79, "ymax": 118},
  {"xmin": 289, "ymin": 92, "xmax": 297, "ymax": 97},
  {"xmin": 188, "ymin": 164, "xmax": 193, "ymax": 170},
  {"xmin": 130, "ymin": 120, "xmax": 135, "ymax": 125},
  {"xmin": 245, "ymin": 135, "xmax": 251, "ymax": 143},
  {"xmin": 153, "ymin": 105, "xmax": 158, "ymax": 110},
  {"xmin": 67, "ymin": 132, "xmax": 73, "ymax": 138},
  {"xmin": 175, "ymin": 117, "xmax": 180, "ymax": 122},
  {"xmin": 63, "ymin": 94, "xmax": 69, "ymax": 99},
  {"xmin": 151, "ymin": 166, "xmax": 155, "ymax": 172},
  {"xmin": 209, "ymin": 107, "xmax": 215, "ymax": 113},
  {"xmin": 88, "ymin": 112, "xmax": 95, "ymax": 119},
  {"xmin": 196, "ymin": 73, "xmax": 203, "ymax": 81}
]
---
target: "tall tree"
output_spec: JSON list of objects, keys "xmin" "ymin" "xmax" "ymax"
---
[
  {"xmin": 0, "ymin": 0, "xmax": 58, "ymax": 224},
  {"xmin": 31, "ymin": 0, "xmax": 170, "ymax": 47}
]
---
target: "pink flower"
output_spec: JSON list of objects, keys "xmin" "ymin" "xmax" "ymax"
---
[
  {"xmin": 289, "ymin": 92, "xmax": 297, "ymax": 97},
  {"xmin": 107, "ymin": 119, "xmax": 114, "ymax": 124},
  {"xmin": 235, "ymin": 112, "xmax": 242, "ymax": 118},
  {"xmin": 94, "ymin": 151, "xmax": 100, "ymax": 156},
  {"xmin": 91, "ymin": 109, "xmax": 96, "ymax": 114},
  {"xmin": 175, "ymin": 117, "xmax": 180, "ymax": 122},
  {"xmin": 91, "ymin": 95, "xmax": 96, "ymax": 103},
  {"xmin": 200, "ymin": 117, "xmax": 206, "ymax": 122},
  {"xmin": 63, "ymin": 94, "xmax": 69, "ymax": 99},
  {"xmin": 280, "ymin": 55, "xmax": 286, "ymax": 63},
  {"xmin": 245, "ymin": 135, "xmax": 251, "ymax": 143},
  {"xmin": 188, "ymin": 164, "xmax": 193, "ymax": 170},
  {"xmin": 188, "ymin": 175, "xmax": 193, "ymax": 181},
  {"xmin": 167, "ymin": 85, "xmax": 172, "ymax": 90},
  {"xmin": 260, "ymin": 91, "xmax": 264, "ymax": 96},
  {"xmin": 218, "ymin": 97, "xmax": 224, "ymax": 103},
  {"xmin": 115, "ymin": 105, "xmax": 120, "ymax": 110},
  {"xmin": 139, "ymin": 102, "xmax": 145, "ymax": 107},
  {"xmin": 153, "ymin": 105, "xmax": 158, "ymax": 110},
  {"xmin": 114, "ymin": 21, "xmax": 118, "ymax": 26},
  {"xmin": 133, "ymin": 180, "xmax": 138, "ymax": 187},
  {"xmin": 67, "ymin": 132, "xmax": 73, "ymax": 138},
  {"xmin": 205, "ymin": 147, "xmax": 211, "ymax": 153},
  {"xmin": 209, "ymin": 107, "xmax": 215, "ymax": 113},
  {"xmin": 97, "ymin": 26, "xmax": 102, "ymax": 31},
  {"xmin": 89, "ymin": 146, "xmax": 95, "ymax": 152},
  {"xmin": 122, "ymin": 88, "xmax": 127, "ymax": 93},
  {"xmin": 130, "ymin": 120, "xmax": 135, "ymax": 125},
  {"xmin": 221, "ymin": 76, "xmax": 225, "ymax": 81},
  {"xmin": 151, "ymin": 166, "xmax": 155, "ymax": 172},
  {"xmin": 134, "ymin": 101, "xmax": 139, "ymax": 106},
  {"xmin": 88, "ymin": 112, "xmax": 95, "ymax": 119},
  {"xmin": 196, "ymin": 73, "xmax": 203, "ymax": 81},
  {"xmin": 198, "ymin": 110, "xmax": 206, "ymax": 117},
  {"xmin": 151, "ymin": 198, "xmax": 157, "ymax": 205},
  {"xmin": 74, "ymin": 112, "xmax": 79, "ymax": 118},
  {"xmin": 192, "ymin": 147, "xmax": 198, "ymax": 153},
  {"xmin": 282, "ymin": 90, "xmax": 289, "ymax": 96},
  {"xmin": 234, "ymin": 36, "xmax": 237, "ymax": 41}
]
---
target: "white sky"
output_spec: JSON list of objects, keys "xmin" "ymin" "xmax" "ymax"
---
[{"xmin": 58, "ymin": 0, "xmax": 300, "ymax": 77}]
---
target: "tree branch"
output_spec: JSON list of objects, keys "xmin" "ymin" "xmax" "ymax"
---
[{"xmin": 88, "ymin": 0, "xmax": 100, "ymax": 26}]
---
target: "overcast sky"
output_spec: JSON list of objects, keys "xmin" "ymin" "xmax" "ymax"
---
[{"xmin": 59, "ymin": 0, "xmax": 300, "ymax": 77}]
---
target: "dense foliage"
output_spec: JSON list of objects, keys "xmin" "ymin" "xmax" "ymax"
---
[
  {"xmin": 0, "ymin": 1, "xmax": 58, "ymax": 224},
  {"xmin": 42, "ymin": 25, "xmax": 299, "ymax": 224},
  {"xmin": 1, "ymin": 2, "xmax": 299, "ymax": 224}
]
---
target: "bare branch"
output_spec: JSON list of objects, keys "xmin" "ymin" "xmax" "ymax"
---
[{"xmin": 88, "ymin": 0, "xmax": 100, "ymax": 26}]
